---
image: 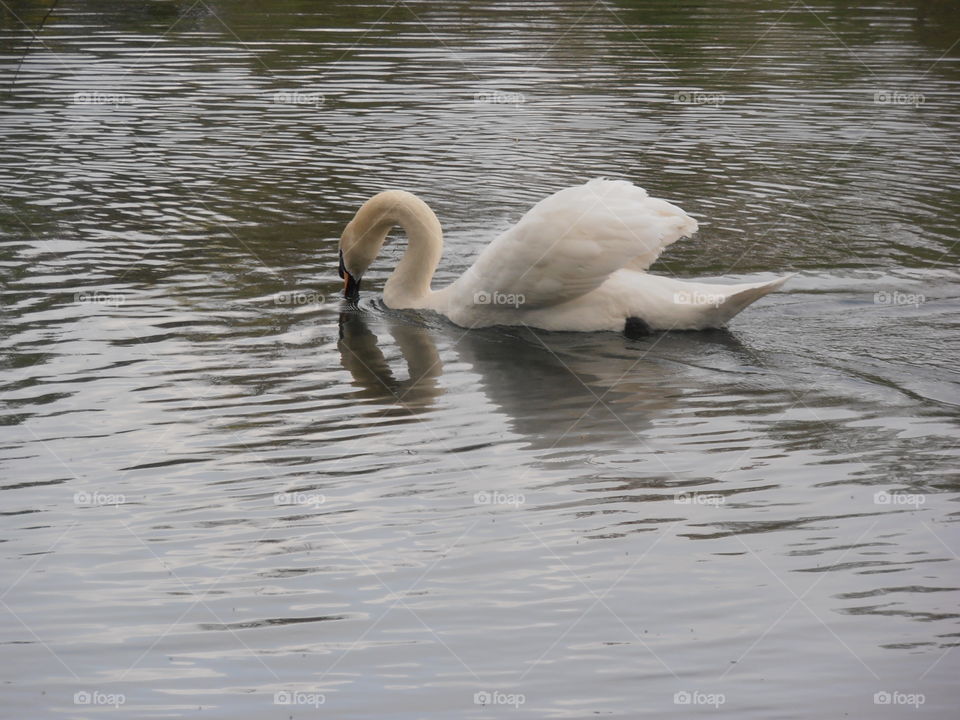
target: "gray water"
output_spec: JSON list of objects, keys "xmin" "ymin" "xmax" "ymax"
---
[{"xmin": 1, "ymin": 1, "xmax": 958, "ymax": 718}]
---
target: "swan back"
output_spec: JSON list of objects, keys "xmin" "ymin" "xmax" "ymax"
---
[{"xmin": 450, "ymin": 179, "xmax": 698, "ymax": 312}]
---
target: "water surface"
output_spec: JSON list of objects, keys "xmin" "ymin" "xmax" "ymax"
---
[{"xmin": 1, "ymin": 1, "xmax": 958, "ymax": 718}]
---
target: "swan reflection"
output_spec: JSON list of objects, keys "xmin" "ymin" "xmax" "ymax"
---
[
  {"xmin": 337, "ymin": 310, "xmax": 444, "ymax": 412},
  {"xmin": 337, "ymin": 307, "xmax": 755, "ymax": 452}
]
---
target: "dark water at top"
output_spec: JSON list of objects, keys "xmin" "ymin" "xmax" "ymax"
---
[{"xmin": 0, "ymin": 1, "xmax": 958, "ymax": 718}]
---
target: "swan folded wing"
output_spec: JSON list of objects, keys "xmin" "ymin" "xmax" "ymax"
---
[{"xmin": 461, "ymin": 180, "xmax": 698, "ymax": 309}]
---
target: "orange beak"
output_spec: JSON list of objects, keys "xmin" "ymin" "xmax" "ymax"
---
[{"xmin": 339, "ymin": 250, "xmax": 360, "ymax": 301}]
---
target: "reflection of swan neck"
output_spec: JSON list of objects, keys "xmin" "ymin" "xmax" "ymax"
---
[
  {"xmin": 351, "ymin": 190, "xmax": 443, "ymax": 308},
  {"xmin": 337, "ymin": 312, "xmax": 444, "ymax": 411}
]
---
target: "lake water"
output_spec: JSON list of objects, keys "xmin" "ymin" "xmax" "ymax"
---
[{"xmin": 1, "ymin": 0, "xmax": 958, "ymax": 718}]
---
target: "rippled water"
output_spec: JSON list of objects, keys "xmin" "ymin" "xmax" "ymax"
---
[{"xmin": 1, "ymin": 1, "xmax": 959, "ymax": 718}]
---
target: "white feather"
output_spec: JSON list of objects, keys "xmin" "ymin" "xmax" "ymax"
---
[{"xmin": 452, "ymin": 179, "xmax": 697, "ymax": 310}]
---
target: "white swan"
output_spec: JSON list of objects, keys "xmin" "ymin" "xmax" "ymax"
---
[{"xmin": 338, "ymin": 179, "xmax": 791, "ymax": 335}]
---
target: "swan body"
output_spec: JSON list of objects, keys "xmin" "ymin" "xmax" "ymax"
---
[{"xmin": 338, "ymin": 179, "xmax": 790, "ymax": 333}]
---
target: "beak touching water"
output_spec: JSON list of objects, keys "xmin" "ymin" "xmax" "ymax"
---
[{"xmin": 338, "ymin": 249, "xmax": 361, "ymax": 301}]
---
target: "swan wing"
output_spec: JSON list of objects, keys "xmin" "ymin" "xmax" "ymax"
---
[{"xmin": 456, "ymin": 179, "xmax": 698, "ymax": 309}]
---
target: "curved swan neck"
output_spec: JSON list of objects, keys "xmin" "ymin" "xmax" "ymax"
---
[{"xmin": 345, "ymin": 190, "xmax": 443, "ymax": 307}]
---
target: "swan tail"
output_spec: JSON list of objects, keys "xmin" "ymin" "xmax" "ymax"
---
[{"xmin": 707, "ymin": 274, "xmax": 794, "ymax": 326}]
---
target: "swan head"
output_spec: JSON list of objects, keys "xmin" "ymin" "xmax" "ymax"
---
[
  {"xmin": 338, "ymin": 217, "xmax": 384, "ymax": 302},
  {"xmin": 338, "ymin": 246, "xmax": 362, "ymax": 302}
]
